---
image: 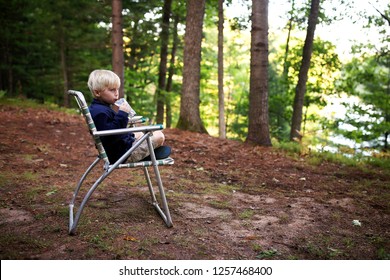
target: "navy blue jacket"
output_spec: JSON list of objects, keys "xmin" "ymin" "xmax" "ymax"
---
[{"xmin": 89, "ymin": 99, "xmax": 135, "ymax": 163}]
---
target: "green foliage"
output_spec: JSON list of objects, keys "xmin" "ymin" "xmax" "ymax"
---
[
  {"xmin": 272, "ymin": 140, "xmax": 303, "ymax": 156},
  {"xmin": 334, "ymin": 55, "xmax": 389, "ymax": 151},
  {"xmin": 0, "ymin": 0, "xmax": 111, "ymax": 105},
  {"xmin": 364, "ymin": 154, "xmax": 390, "ymax": 170},
  {"xmin": 120, "ymin": 0, "xmax": 184, "ymax": 124},
  {"xmin": 274, "ymin": 138, "xmax": 390, "ymax": 172},
  {"xmin": 328, "ymin": 2, "xmax": 390, "ymax": 153},
  {"xmin": 269, "ymin": 37, "xmax": 341, "ymax": 141}
]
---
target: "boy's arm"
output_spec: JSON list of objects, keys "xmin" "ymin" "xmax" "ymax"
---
[{"xmin": 93, "ymin": 110, "xmax": 129, "ymax": 131}]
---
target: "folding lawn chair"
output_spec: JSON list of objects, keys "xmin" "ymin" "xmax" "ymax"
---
[{"xmin": 67, "ymin": 90, "xmax": 174, "ymax": 235}]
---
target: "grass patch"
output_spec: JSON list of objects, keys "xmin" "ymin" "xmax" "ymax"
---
[
  {"xmin": 278, "ymin": 213, "xmax": 290, "ymax": 224},
  {"xmin": 201, "ymin": 182, "xmax": 240, "ymax": 199},
  {"xmin": 377, "ymin": 248, "xmax": 390, "ymax": 260},
  {"xmin": 239, "ymin": 209, "xmax": 255, "ymax": 219},
  {"xmin": 25, "ymin": 185, "xmax": 59, "ymax": 203},
  {"xmin": 0, "ymin": 172, "xmax": 12, "ymax": 189},
  {"xmin": 25, "ymin": 186, "xmax": 44, "ymax": 201},
  {"xmin": 256, "ymin": 248, "xmax": 278, "ymax": 259},
  {"xmin": 0, "ymin": 233, "xmax": 49, "ymax": 259},
  {"xmin": 209, "ymin": 200, "xmax": 231, "ymax": 209},
  {"xmin": 310, "ymin": 151, "xmax": 359, "ymax": 167},
  {"xmin": 273, "ymin": 141, "xmax": 303, "ymax": 156},
  {"xmin": 273, "ymin": 139, "xmax": 390, "ymax": 175},
  {"xmin": 364, "ymin": 155, "xmax": 390, "ymax": 170},
  {"xmin": 368, "ymin": 235, "xmax": 390, "ymax": 260},
  {"xmin": 302, "ymin": 242, "xmax": 328, "ymax": 259},
  {"xmin": 21, "ymin": 171, "xmax": 38, "ymax": 181},
  {"xmin": 0, "ymin": 97, "xmax": 78, "ymax": 114},
  {"xmin": 83, "ymin": 225, "xmax": 124, "ymax": 253}
]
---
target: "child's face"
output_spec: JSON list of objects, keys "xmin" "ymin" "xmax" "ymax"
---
[{"xmin": 95, "ymin": 87, "xmax": 119, "ymax": 105}]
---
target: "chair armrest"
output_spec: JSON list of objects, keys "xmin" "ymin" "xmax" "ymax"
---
[
  {"xmin": 128, "ymin": 116, "xmax": 145, "ymax": 122},
  {"xmin": 128, "ymin": 116, "xmax": 148, "ymax": 125},
  {"xmin": 92, "ymin": 125, "xmax": 163, "ymax": 137}
]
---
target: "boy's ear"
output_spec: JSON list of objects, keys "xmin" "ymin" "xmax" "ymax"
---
[{"xmin": 94, "ymin": 90, "xmax": 100, "ymax": 97}]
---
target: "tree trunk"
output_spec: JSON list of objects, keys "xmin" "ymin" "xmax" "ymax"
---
[
  {"xmin": 165, "ymin": 14, "xmax": 180, "ymax": 128},
  {"xmin": 246, "ymin": 0, "xmax": 272, "ymax": 146},
  {"xmin": 60, "ymin": 33, "xmax": 70, "ymax": 107},
  {"xmin": 176, "ymin": 0, "xmax": 208, "ymax": 133},
  {"xmin": 290, "ymin": 0, "xmax": 320, "ymax": 141},
  {"xmin": 126, "ymin": 18, "xmax": 139, "ymax": 105},
  {"xmin": 282, "ymin": 0, "xmax": 295, "ymax": 89},
  {"xmin": 112, "ymin": 0, "xmax": 124, "ymax": 98},
  {"xmin": 218, "ymin": 0, "xmax": 226, "ymax": 139},
  {"xmin": 156, "ymin": 0, "xmax": 172, "ymax": 124}
]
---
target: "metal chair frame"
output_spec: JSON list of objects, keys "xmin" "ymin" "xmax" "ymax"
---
[{"xmin": 67, "ymin": 90, "xmax": 173, "ymax": 235}]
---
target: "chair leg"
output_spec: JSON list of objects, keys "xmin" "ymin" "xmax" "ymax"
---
[
  {"xmin": 69, "ymin": 137, "xmax": 173, "ymax": 234},
  {"xmin": 69, "ymin": 174, "xmax": 107, "ymax": 235},
  {"xmin": 69, "ymin": 157, "xmax": 115, "ymax": 235},
  {"xmin": 144, "ymin": 166, "xmax": 158, "ymax": 203},
  {"xmin": 144, "ymin": 138, "xmax": 173, "ymax": 227},
  {"xmin": 143, "ymin": 166, "xmax": 173, "ymax": 227},
  {"xmin": 69, "ymin": 157, "xmax": 100, "ymax": 234}
]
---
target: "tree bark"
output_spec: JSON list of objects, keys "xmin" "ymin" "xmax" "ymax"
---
[
  {"xmin": 246, "ymin": 0, "xmax": 272, "ymax": 146},
  {"xmin": 290, "ymin": 0, "xmax": 320, "ymax": 141},
  {"xmin": 165, "ymin": 14, "xmax": 180, "ymax": 128},
  {"xmin": 282, "ymin": 0, "xmax": 295, "ymax": 88},
  {"xmin": 176, "ymin": 0, "xmax": 207, "ymax": 133},
  {"xmin": 60, "ymin": 33, "xmax": 70, "ymax": 107},
  {"xmin": 218, "ymin": 0, "xmax": 226, "ymax": 139},
  {"xmin": 112, "ymin": 0, "xmax": 124, "ymax": 98},
  {"xmin": 156, "ymin": 0, "xmax": 172, "ymax": 124}
]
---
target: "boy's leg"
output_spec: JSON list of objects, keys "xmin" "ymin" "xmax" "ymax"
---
[{"xmin": 126, "ymin": 131, "xmax": 165, "ymax": 162}]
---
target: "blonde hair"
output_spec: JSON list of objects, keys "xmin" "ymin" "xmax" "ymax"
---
[{"xmin": 87, "ymin": 70, "xmax": 120, "ymax": 97}]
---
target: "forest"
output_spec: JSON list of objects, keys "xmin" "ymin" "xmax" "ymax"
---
[
  {"xmin": 0, "ymin": 0, "xmax": 389, "ymax": 263},
  {"xmin": 1, "ymin": 0, "xmax": 389, "ymax": 159}
]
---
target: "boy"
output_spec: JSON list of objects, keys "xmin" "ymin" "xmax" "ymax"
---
[{"xmin": 87, "ymin": 69, "xmax": 169, "ymax": 163}]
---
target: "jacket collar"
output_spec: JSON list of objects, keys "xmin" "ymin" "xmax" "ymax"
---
[{"xmin": 92, "ymin": 98, "xmax": 110, "ymax": 107}]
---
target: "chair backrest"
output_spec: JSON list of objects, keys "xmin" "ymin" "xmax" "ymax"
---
[{"xmin": 68, "ymin": 90, "xmax": 110, "ymax": 164}]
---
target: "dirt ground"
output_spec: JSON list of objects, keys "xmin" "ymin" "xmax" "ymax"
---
[{"xmin": 0, "ymin": 104, "xmax": 389, "ymax": 260}]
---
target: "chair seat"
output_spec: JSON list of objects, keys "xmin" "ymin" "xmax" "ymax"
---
[{"xmin": 114, "ymin": 157, "xmax": 174, "ymax": 169}]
